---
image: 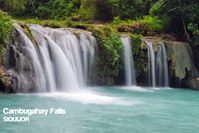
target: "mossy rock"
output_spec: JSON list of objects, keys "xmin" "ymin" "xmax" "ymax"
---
[
  {"xmin": 88, "ymin": 25, "xmax": 123, "ymax": 85},
  {"xmin": 0, "ymin": 67, "xmax": 16, "ymax": 93},
  {"xmin": 117, "ymin": 23, "xmax": 149, "ymax": 35}
]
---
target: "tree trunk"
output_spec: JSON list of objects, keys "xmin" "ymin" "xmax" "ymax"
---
[
  {"xmin": 177, "ymin": 0, "xmax": 190, "ymax": 42},
  {"xmin": 181, "ymin": 17, "xmax": 191, "ymax": 42}
]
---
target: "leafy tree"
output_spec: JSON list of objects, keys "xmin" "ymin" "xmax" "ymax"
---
[
  {"xmin": 0, "ymin": 0, "xmax": 80, "ymax": 19},
  {"xmin": 94, "ymin": 0, "xmax": 155, "ymax": 20},
  {"xmin": 150, "ymin": 0, "xmax": 199, "ymax": 41},
  {"xmin": 0, "ymin": 0, "xmax": 27, "ymax": 15}
]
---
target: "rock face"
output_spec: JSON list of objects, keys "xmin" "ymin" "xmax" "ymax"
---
[
  {"xmin": 166, "ymin": 41, "xmax": 198, "ymax": 89},
  {"xmin": 1, "ymin": 24, "xmax": 199, "ymax": 92},
  {"xmin": 3, "ymin": 23, "xmax": 99, "ymax": 93},
  {"xmin": 4, "ymin": 28, "xmax": 36, "ymax": 92},
  {"xmin": 0, "ymin": 67, "xmax": 17, "ymax": 93},
  {"xmin": 0, "ymin": 30, "xmax": 18, "ymax": 93},
  {"xmin": 141, "ymin": 37, "xmax": 199, "ymax": 89}
]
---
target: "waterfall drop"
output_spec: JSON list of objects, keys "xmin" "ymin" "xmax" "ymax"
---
[
  {"xmin": 121, "ymin": 36, "xmax": 136, "ymax": 86},
  {"xmin": 11, "ymin": 24, "xmax": 97, "ymax": 92},
  {"xmin": 156, "ymin": 43, "xmax": 169, "ymax": 87},
  {"xmin": 146, "ymin": 41, "xmax": 156, "ymax": 87},
  {"xmin": 146, "ymin": 40, "xmax": 169, "ymax": 87}
]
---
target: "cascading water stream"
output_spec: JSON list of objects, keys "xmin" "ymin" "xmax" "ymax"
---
[
  {"xmin": 10, "ymin": 23, "xmax": 170, "ymax": 92},
  {"xmin": 146, "ymin": 40, "xmax": 169, "ymax": 87},
  {"xmin": 121, "ymin": 36, "xmax": 136, "ymax": 86},
  {"xmin": 146, "ymin": 41, "xmax": 156, "ymax": 87},
  {"xmin": 156, "ymin": 43, "xmax": 169, "ymax": 87},
  {"xmin": 11, "ymin": 24, "xmax": 97, "ymax": 92}
]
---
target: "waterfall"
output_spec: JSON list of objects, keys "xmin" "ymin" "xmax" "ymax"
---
[
  {"xmin": 146, "ymin": 40, "xmax": 169, "ymax": 87},
  {"xmin": 156, "ymin": 43, "xmax": 169, "ymax": 87},
  {"xmin": 146, "ymin": 41, "xmax": 156, "ymax": 87},
  {"xmin": 121, "ymin": 36, "xmax": 136, "ymax": 86},
  {"xmin": 11, "ymin": 24, "xmax": 97, "ymax": 92}
]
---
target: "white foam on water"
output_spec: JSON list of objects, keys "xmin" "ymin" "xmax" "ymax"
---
[
  {"xmin": 117, "ymin": 86, "xmax": 172, "ymax": 92},
  {"xmin": 31, "ymin": 90, "xmax": 141, "ymax": 106},
  {"xmin": 147, "ymin": 87, "xmax": 172, "ymax": 90},
  {"xmin": 119, "ymin": 86, "xmax": 154, "ymax": 92}
]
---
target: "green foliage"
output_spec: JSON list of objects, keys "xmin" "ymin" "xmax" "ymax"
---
[
  {"xmin": 188, "ymin": 23, "xmax": 199, "ymax": 37},
  {"xmin": 112, "ymin": 16, "xmax": 123, "ymax": 25},
  {"xmin": 150, "ymin": 0, "xmax": 199, "ymax": 42},
  {"xmin": 94, "ymin": 0, "xmax": 154, "ymax": 21},
  {"xmin": 16, "ymin": 19, "xmax": 67, "ymax": 28},
  {"xmin": 77, "ymin": 0, "xmax": 96, "ymax": 20},
  {"xmin": 150, "ymin": 0, "xmax": 199, "ymax": 22},
  {"xmin": 138, "ymin": 16, "xmax": 169, "ymax": 32},
  {"xmin": 0, "ymin": 10, "xmax": 13, "ymax": 53},
  {"xmin": 16, "ymin": 18, "xmax": 90, "ymax": 30},
  {"xmin": 90, "ymin": 26, "xmax": 123, "ymax": 66},
  {"xmin": 0, "ymin": 0, "xmax": 27, "ymax": 16},
  {"xmin": 130, "ymin": 34, "xmax": 142, "ymax": 55},
  {"xmin": 103, "ymin": 33, "xmax": 123, "ymax": 65},
  {"xmin": 1, "ymin": 0, "xmax": 155, "ymax": 21},
  {"xmin": 88, "ymin": 25, "xmax": 123, "ymax": 84},
  {"xmin": 1, "ymin": 0, "xmax": 80, "ymax": 19},
  {"xmin": 1, "ymin": 0, "xmax": 199, "ymax": 44},
  {"xmin": 35, "ymin": 0, "xmax": 80, "ymax": 19},
  {"xmin": 117, "ymin": 0, "xmax": 151, "ymax": 19},
  {"xmin": 188, "ymin": 23, "xmax": 199, "ymax": 46},
  {"xmin": 112, "ymin": 16, "xmax": 169, "ymax": 35},
  {"xmin": 149, "ymin": 0, "xmax": 165, "ymax": 16}
]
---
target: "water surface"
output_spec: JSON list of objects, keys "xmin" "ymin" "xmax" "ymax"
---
[{"xmin": 0, "ymin": 87, "xmax": 199, "ymax": 133}]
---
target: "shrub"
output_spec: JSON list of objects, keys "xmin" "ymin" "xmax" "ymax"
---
[
  {"xmin": 0, "ymin": 10, "xmax": 13, "ymax": 53},
  {"xmin": 115, "ymin": 15, "xmax": 169, "ymax": 35},
  {"xmin": 88, "ymin": 25, "xmax": 123, "ymax": 84},
  {"xmin": 89, "ymin": 26, "xmax": 123, "ymax": 66},
  {"xmin": 130, "ymin": 34, "xmax": 142, "ymax": 55},
  {"xmin": 138, "ymin": 16, "xmax": 169, "ymax": 32},
  {"xmin": 188, "ymin": 23, "xmax": 199, "ymax": 46}
]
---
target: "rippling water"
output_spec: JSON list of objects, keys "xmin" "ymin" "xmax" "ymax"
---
[{"xmin": 0, "ymin": 87, "xmax": 199, "ymax": 133}]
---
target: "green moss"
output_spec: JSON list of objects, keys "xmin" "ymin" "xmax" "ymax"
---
[
  {"xmin": 78, "ymin": 0, "xmax": 96, "ymax": 20},
  {"xmin": 89, "ymin": 25, "xmax": 123, "ymax": 66},
  {"xmin": 16, "ymin": 15, "xmax": 168, "ymax": 36},
  {"xmin": 0, "ymin": 10, "xmax": 14, "ymax": 54},
  {"xmin": 88, "ymin": 25, "xmax": 123, "ymax": 84},
  {"xmin": 130, "ymin": 34, "xmax": 142, "ymax": 55},
  {"xmin": 16, "ymin": 19, "xmax": 67, "ymax": 28},
  {"xmin": 19, "ymin": 23, "xmax": 36, "ymax": 44},
  {"xmin": 111, "ymin": 15, "xmax": 169, "ymax": 35},
  {"xmin": 138, "ymin": 16, "xmax": 168, "ymax": 32},
  {"xmin": 16, "ymin": 18, "xmax": 91, "ymax": 30}
]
